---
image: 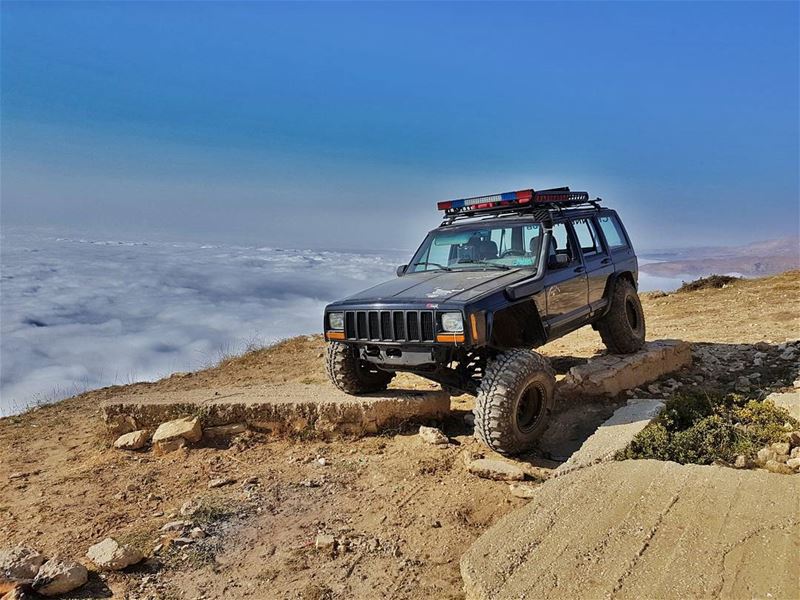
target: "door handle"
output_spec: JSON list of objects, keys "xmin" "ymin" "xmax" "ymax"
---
[
  {"xmin": 601, "ymin": 258, "xmax": 612, "ymax": 265},
  {"xmin": 574, "ymin": 266, "xmax": 585, "ymax": 273}
]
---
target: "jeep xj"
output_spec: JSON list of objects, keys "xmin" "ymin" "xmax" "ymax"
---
[{"xmin": 323, "ymin": 187, "xmax": 645, "ymax": 455}]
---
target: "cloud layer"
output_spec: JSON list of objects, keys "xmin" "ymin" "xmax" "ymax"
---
[{"xmin": 1, "ymin": 230, "xmax": 402, "ymax": 416}]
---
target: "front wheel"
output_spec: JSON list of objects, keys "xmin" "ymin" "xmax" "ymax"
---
[
  {"xmin": 596, "ymin": 279, "xmax": 646, "ymax": 354},
  {"xmin": 325, "ymin": 342, "xmax": 394, "ymax": 394},
  {"xmin": 473, "ymin": 349, "xmax": 555, "ymax": 456}
]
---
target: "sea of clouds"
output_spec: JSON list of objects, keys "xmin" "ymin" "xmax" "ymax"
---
[
  {"xmin": 0, "ymin": 229, "xmax": 685, "ymax": 417},
  {"xmin": 0, "ymin": 229, "xmax": 405, "ymax": 416}
]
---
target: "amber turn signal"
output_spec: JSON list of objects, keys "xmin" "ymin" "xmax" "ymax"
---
[
  {"xmin": 325, "ymin": 331, "xmax": 345, "ymax": 340},
  {"xmin": 436, "ymin": 333, "xmax": 465, "ymax": 343}
]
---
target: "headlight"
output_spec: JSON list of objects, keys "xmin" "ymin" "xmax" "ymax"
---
[
  {"xmin": 440, "ymin": 312, "xmax": 464, "ymax": 333},
  {"xmin": 328, "ymin": 312, "xmax": 344, "ymax": 330}
]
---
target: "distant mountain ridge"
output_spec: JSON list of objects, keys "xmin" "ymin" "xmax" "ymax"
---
[{"xmin": 640, "ymin": 236, "xmax": 799, "ymax": 277}]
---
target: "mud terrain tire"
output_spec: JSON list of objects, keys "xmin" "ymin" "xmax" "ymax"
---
[
  {"xmin": 325, "ymin": 342, "xmax": 394, "ymax": 394},
  {"xmin": 596, "ymin": 279, "xmax": 646, "ymax": 354},
  {"xmin": 474, "ymin": 349, "xmax": 555, "ymax": 456}
]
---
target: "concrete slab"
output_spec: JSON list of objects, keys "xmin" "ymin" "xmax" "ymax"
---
[
  {"xmin": 461, "ymin": 459, "xmax": 800, "ymax": 600},
  {"xmin": 557, "ymin": 339, "xmax": 691, "ymax": 398},
  {"xmin": 767, "ymin": 390, "xmax": 800, "ymax": 421},
  {"xmin": 554, "ymin": 398, "xmax": 665, "ymax": 476},
  {"xmin": 101, "ymin": 383, "xmax": 450, "ymax": 439}
]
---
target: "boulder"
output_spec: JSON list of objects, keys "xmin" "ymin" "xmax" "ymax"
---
[
  {"xmin": 153, "ymin": 437, "xmax": 187, "ymax": 455},
  {"xmin": 86, "ymin": 538, "xmax": 143, "ymax": 571},
  {"xmin": 0, "ymin": 546, "xmax": 45, "ymax": 579},
  {"xmin": 31, "ymin": 558, "xmax": 87, "ymax": 597},
  {"xmin": 418, "ymin": 426, "xmax": 448, "ymax": 446},
  {"xmin": 467, "ymin": 459, "xmax": 525, "ymax": 481},
  {"xmin": 152, "ymin": 417, "xmax": 202, "ymax": 445},
  {"xmin": 113, "ymin": 430, "xmax": 149, "ymax": 451},
  {"xmin": 786, "ymin": 457, "xmax": 800, "ymax": 471}
]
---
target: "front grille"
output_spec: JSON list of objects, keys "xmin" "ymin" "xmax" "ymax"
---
[{"xmin": 342, "ymin": 310, "xmax": 436, "ymax": 342}]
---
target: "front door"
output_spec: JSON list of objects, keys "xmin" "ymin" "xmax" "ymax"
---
[{"xmin": 544, "ymin": 222, "xmax": 589, "ymax": 334}]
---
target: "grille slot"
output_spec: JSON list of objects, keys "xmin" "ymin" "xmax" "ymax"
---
[
  {"xmin": 407, "ymin": 312, "xmax": 419, "ymax": 340},
  {"xmin": 342, "ymin": 310, "xmax": 434, "ymax": 342},
  {"xmin": 368, "ymin": 311, "xmax": 380, "ymax": 340},
  {"xmin": 356, "ymin": 312, "xmax": 368, "ymax": 339},
  {"xmin": 393, "ymin": 312, "xmax": 405, "ymax": 340},
  {"xmin": 380, "ymin": 311, "xmax": 392, "ymax": 340},
  {"xmin": 421, "ymin": 311, "xmax": 435, "ymax": 341},
  {"xmin": 345, "ymin": 312, "xmax": 356, "ymax": 339}
]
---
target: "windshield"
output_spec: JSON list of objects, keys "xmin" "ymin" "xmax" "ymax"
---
[{"xmin": 409, "ymin": 222, "xmax": 544, "ymax": 272}]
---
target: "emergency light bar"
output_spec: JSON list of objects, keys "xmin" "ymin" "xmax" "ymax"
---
[{"xmin": 437, "ymin": 188, "xmax": 591, "ymax": 214}]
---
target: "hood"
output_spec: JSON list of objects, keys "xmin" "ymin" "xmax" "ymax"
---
[{"xmin": 340, "ymin": 269, "xmax": 534, "ymax": 305}]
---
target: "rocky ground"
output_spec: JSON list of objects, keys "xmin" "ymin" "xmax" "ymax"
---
[{"xmin": 1, "ymin": 271, "xmax": 799, "ymax": 599}]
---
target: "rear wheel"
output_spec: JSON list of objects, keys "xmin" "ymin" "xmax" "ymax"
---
[
  {"xmin": 596, "ymin": 279, "xmax": 646, "ymax": 354},
  {"xmin": 325, "ymin": 342, "xmax": 394, "ymax": 394},
  {"xmin": 474, "ymin": 349, "xmax": 555, "ymax": 456}
]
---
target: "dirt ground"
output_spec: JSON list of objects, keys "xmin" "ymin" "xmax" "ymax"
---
[{"xmin": 1, "ymin": 271, "xmax": 798, "ymax": 599}]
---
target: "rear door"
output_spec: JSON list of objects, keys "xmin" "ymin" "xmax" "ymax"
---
[
  {"xmin": 571, "ymin": 216, "xmax": 615, "ymax": 311},
  {"xmin": 544, "ymin": 221, "xmax": 589, "ymax": 332}
]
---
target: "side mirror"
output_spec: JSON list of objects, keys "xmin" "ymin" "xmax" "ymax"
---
[
  {"xmin": 396, "ymin": 264, "xmax": 408, "ymax": 277},
  {"xmin": 548, "ymin": 254, "xmax": 569, "ymax": 269}
]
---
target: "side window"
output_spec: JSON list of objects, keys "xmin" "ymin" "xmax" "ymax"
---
[
  {"xmin": 571, "ymin": 218, "xmax": 603, "ymax": 257},
  {"xmin": 548, "ymin": 222, "xmax": 575, "ymax": 268},
  {"xmin": 597, "ymin": 214, "xmax": 628, "ymax": 250}
]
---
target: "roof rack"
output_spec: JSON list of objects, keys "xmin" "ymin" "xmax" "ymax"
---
[{"xmin": 438, "ymin": 187, "xmax": 601, "ymax": 225}]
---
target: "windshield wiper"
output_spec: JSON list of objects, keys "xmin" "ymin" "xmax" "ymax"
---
[
  {"xmin": 411, "ymin": 261, "xmax": 453, "ymax": 271},
  {"xmin": 457, "ymin": 260, "xmax": 511, "ymax": 270}
]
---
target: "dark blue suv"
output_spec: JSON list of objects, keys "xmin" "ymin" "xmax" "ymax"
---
[{"xmin": 323, "ymin": 188, "xmax": 645, "ymax": 455}]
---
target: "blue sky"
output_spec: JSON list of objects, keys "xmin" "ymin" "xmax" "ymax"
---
[{"xmin": 2, "ymin": 1, "xmax": 798, "ymax": 251}]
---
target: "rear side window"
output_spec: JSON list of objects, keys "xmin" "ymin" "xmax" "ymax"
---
[
  {"xmin": 597, "ymin": 214, "xmax": 628, "ymax": 250},
  {"xmin": 571, "ymin": 218, "xmax": 603, "ymax": 257}
]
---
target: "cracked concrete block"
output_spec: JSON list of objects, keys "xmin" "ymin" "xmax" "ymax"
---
[
  {"xmin": 558, "ymin": 340, "xmax": 691, "ymax": 398},
  {"xmin": 101, "ymin": 383, "xmax": 450, "ymax": 439},
  {"xmin": 461, "ymin": 460, "xmax": 800, "ymax": 600},
  {"xmin": 554, "ymin": 399, "xmax": 665, "ymax": 476}
]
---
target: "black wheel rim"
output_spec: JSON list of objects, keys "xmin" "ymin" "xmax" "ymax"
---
[
  {"xmin": 625, "ymin": 298, "xmax": 640, "ymax": 331},
  {"xmin": 516, "ymin": 383, "xmax": 545, "ymax": 434}
]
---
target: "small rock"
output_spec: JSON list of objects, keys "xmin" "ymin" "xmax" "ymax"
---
[
  {"xmin": 189, "ymin": 527, "xmax": 207, "ymax": 539},
  {"xmin": 171, "ymin": 538, "xmax": 195, "ymax": 546},
  {"xmin": 316, "ymin": 457, "xmax": 327, "ymax": 467},
  {"xmin": 764, "ymin": 460, "xmax": 794, "ymax": 475},
  {"xmin": 786, "ymin": 431, "xmax": 800, "ymax": 448},
  {"xmin": 754, "ymin": 341, "xmax": 771, "ymax": 351},
  {"xmin": 467, "ymin": 459, "xmax": 525, "ymax": 481},
  {"xmin": 771, "ymin": 442, "xmax": 791, "ymax": 456},
  {"xmin": 756, "ymin": 447, "xmax": 776, "ymax": 465},
  {"xmin": 733, "ymin": 455, "xmax": 751, "ymax": 469},
  {"xmin": 203, "ymin": 423, "xmax": 247, "ymax": 439},
  {"xmin": 152, "ymin": 417, "xmax": 202, "ymax": 446},
  {"xmin": 508, "ymin": 483, "xmax": 539, "ymax": 498},
  {"xmin": 180, "ymin": 499, "xmax": 202, "ymax": 517},
  {"xmin": 314, "ymin": 534, "xmax": 335, "ymax": 552},
  {"xmin": 647, "ymin": 384, "xmax": 661, "ymax": 394},
  {"xmin": 160, "ymin": 520, "xmax": 191, "ymax": 532},
  {"xmin": 32, "ymin": 558, "xmax": 88, "ymax": 597},
  {"xmin": 153, "ymin": 437, "xmax": 187, "ymax": 455},
  {"xmin": 786, "ymin": 457, "xmax": 800, "ymax": 471},
  {"xmin": 418, "ymin": 426, "xmax": 448, "ymax": 446},
  {"xmin": 113, "ymin": 430, "xmax": 149, "ymax": 450},
  {"xmin": 86, "ymin": 538, "xmax": 143, "ymax": 571},
  {"xmin": 791, "ymin": 446, "xmax": 800, "ymax": 459},
  {"xmin": 0, "ymin": 546, "xmax": 46, "ymax": 579},
  {"xmin": 208, "ymin": 477, "xmax": 235, "ymax": 489}
]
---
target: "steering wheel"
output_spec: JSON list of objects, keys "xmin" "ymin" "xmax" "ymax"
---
[{"xmin": 499, "ymin": 249, "xmax": 525, "ymax": 258}]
